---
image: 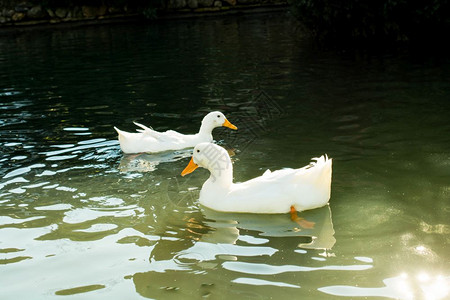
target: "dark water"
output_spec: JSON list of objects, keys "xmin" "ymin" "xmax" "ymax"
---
[{"xmin": 1, "ymin": 12, "xmax": 449, "ymax": 299}]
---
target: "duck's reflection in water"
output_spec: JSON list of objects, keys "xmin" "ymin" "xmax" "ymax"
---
[
  {"xmin": 131, "ymin": 205, "xmax": 336, "ymax": 299},
  {"xmin": 118, "ymin": 149, "xmax": 192, "ymax": 173},
  {"xmin": 199, "ymin": 204, "xmax": 335, "ymax": 249}
]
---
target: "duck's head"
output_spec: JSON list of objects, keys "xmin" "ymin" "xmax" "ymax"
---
[
  {"xmin": 181, "ymin": 142, "xmax": 232, "ymax": 177},
  {"xmin": 201, "ymin": 111, "xmax": 237, "ymax": 130}
]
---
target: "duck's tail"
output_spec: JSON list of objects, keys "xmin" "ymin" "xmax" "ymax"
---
[
  {"xmin": 114, "ymin": 126, "xmax": 129, "ymax": 150},
  {"xmin": 114, "ymin": 126, "xmax": 127, "ymax": 142},
  {"xmin": 307, "ymin": 154, "xmax": 332, "ymax": 189},
  {"xmin": 293, "ymin": 154, "xmax": 332, "ymax": 210}
]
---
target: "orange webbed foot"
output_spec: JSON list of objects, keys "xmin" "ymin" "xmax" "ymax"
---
[{"xmin": 290, "ymin": 206, "xmax": 315, "ymax": 229}]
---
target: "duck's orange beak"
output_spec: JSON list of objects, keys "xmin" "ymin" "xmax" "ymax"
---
[
  {"xmin": 222, "ymin": 118, "xmax": 237, "ymax": 130},
  {"xmin": 181, "ymin": 157, "xmax": 198, "ymax": 176}
]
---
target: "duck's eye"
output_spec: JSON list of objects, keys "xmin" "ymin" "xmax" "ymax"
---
[
  {"xmin": 217, "ymin": 115, "xmax": 220, "ymax": 118},
  {"xmin": 196, "ymin": 149, "xmax": 200, "ymax": 153}
]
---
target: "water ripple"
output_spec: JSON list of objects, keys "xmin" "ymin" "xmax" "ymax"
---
[
  {"xmin": 223, "ymin": 261, "xmax": 372, "ymax": 275},
  {"xmin": 63, "ymin": 206, "xmax": 145, "ymax": 224},
  {"xmin": 42, "ymin": 140, "xmax": 118, "ymax": 158},
  {"xmin": 3, "ymin": 164, "xmax": 46, "ymax": 179},
  {"xmin": 177, "ymin": 242, "xmax": 277, "ymax": 262},
  {"xmin": 232, "ymin": 277, "xmax": 301, "ymax": 289}
]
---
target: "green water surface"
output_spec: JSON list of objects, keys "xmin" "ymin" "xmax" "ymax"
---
[{"xmin": 1, "ymin": 12, "xmax": 449, "ymax": 299}]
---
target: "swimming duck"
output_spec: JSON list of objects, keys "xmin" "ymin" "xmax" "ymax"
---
[
  {"xmin": 114, "ymin": 111, "xmax": 237, "ymax": 154},
  {"xmin": 181, "ymin": 143, "xmax": 332, "ymax": 214}
]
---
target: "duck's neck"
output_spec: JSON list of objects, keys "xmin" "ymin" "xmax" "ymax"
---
[
  {"xmin": 198, "ymin": 121, "xmax": 214, "ymax": 140},
  {"xmin": 205, "ymin": 155, "xmax": 233, "ymax": 190}
]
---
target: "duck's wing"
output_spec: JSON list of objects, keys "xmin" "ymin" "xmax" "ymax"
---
[
  {"xmin": 231, "ymin": 168, "xmax": 295, "ymax": 195},
  {"xmin": 133, "ymin": 122, "xmax": 185, "ymax": 143},
  {"xmin": 133, "ymin": 122, "xmax": 155, "ymax": 134}
]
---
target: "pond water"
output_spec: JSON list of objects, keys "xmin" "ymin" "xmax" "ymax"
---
[{"xmin": 1, "ymin": 12, "xmax": 449, "ymax": 300}]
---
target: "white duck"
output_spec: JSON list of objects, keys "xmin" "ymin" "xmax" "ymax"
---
[
  {"xmin": 181, "ymin": 143, "xmax": 332, "ymax": 214},
  {"xmin": 114, "ymin": 111, "xmax": 237, "ymax": 154}
]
